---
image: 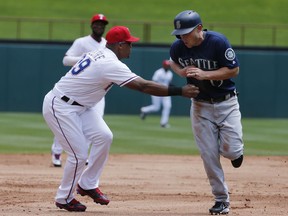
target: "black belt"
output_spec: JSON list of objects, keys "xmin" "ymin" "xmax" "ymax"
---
[
  {"xmin": 195, "ymin": 91, "xmax": 237, "ymax": 104},
  {"xmin": 61, "ymin": 96, "xmax": 83, "ymax": 106}
]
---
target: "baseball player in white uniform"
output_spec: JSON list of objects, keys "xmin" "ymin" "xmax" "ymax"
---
[
  {"xmin": 140, "ymin": 60, "xmax": 173, "ymax": 128},
  {"xmin": 51, "ymin": 14, "xmax": 108, "ymax": 167},
  {"xmin": 42, "ymin": 25, "xmax": 199, "ymax": 212}
]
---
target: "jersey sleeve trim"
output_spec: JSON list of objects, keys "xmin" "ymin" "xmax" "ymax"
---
[{"xmin": 119, "ymin": 75, "xmax": 139, "ymax": 87}]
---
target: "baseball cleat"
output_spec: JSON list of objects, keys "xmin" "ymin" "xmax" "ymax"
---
[
  {"xmin": 209, "ymin": 201, "xmax": 229, "ymax": 215},
  {"xmin": 52, "ymin": 153, "xmax": 62, "ymax": 167},
  {"xmin": 161, "ymin": 123, "xmax": 170, "ymax": 128},
  {"xmin": 76, "ymin": 184, "xmax": 110, "ymax": 205},
  {"xmin": 231, "ymin": 155, "xmax": 243, "ymax": 168},
  {"xmin": 55, "ymin": 198, "xmax": 86, "ymax": 212}
]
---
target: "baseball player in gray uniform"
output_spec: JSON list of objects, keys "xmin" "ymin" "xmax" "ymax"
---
[
  {"xmin": 51, "ymin": 14, "xmax": 108, "ymax": 167},
  {"xmin": 140, "ymin": 60, "xmax": 173, "ymax": 128},
  {"xmin": 169, "ymin": 10, "xmax": 244, "ymax": 215},
  {"xmin": 42, "ymin": 25, "xmax": 200, "ymax": 212}
]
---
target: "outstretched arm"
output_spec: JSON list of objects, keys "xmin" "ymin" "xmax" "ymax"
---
[{"xmin": 124, "ymin": 77, "xmax": 199, "ymax": 98}]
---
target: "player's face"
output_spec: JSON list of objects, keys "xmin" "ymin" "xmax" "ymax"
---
[
  {"xmin": 91, "ymin": 21, "xmax": 106, "ymax": 37},
  {"xmin": 163, "ymin": 65, "xmax": 170, "ymax": 71},
  {"xmin": 180, "ymin": 26, "xmax": 203, "ymax": 48},
  {"xmin": 118, "ymin": 42, "xmax": 132, "ymax": 59}
]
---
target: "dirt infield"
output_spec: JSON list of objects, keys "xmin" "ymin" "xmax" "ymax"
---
[{"xmin": 0, "ymin": 154, "xmax": 287, "ymax": 216}]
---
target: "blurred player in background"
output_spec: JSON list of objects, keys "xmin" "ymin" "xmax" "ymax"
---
[
  {"xmin": 51, "ymin": 13, "xmax": 109, "ymax": 167},
  {"xmin": 140, "ymin": 60, "xmax": 173, "ymax": 128},
  {"xmin": 170, "ymin": 10, "xmax": 244, "ymax": 215}
]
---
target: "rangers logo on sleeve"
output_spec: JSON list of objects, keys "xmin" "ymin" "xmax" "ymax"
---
[{"xmin": 225, "ymin": 48, "xmax": 236, "ymax": 61}]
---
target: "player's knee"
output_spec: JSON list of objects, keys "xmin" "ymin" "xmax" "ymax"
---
[
  {"xmin": 222, "ymin": 148, "xmax": 243, "ymax": 160},
  {"xmin": 91, "ymin": 129, "xmax": 113, "ymax": 148},
  {"xmin": 67, "ymin": 152, "xmax": 89, "ymax": 165},
  {"xmin": 102, "ymin": 129, "xmax": 113, "ymax": 144}
]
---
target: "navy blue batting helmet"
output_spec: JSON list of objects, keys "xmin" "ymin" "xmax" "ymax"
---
[{"xmin": 171, "ymin": 10, "xmax": 202, "ymax": 38}]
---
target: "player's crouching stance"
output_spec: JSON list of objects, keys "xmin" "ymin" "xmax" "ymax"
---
[{"xmin": 42, "ymin": 25, "xmax": 199, "ymax": 212}]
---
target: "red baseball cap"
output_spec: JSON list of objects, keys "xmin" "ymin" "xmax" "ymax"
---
[
  {"xmin": 162, "ymin": 60, "xmax": 170, "ymax": 67},
  {"xmin": 106, "ymin": 26, "xmax": 140, "ymax": 44},
  {"xmin": 91, "ymin": 14, "xmax": 108, "ymax": 25}
]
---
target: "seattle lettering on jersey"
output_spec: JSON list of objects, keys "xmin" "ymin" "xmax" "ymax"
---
[
  {"xmin": 178, "ymin": 57, "xmax": 218, "ymax": 70},
  {"xmin": 178, "ymin": 57, "xmax": 224, "ymax": 88}
]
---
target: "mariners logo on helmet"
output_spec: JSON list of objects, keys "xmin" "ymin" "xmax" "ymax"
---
[
  {"xmin": 225, "ymin": 48, "xmax": 236, "ymax": 61},
  {"xmin": 171, "ymin": 10, "xmax": 202, "ymax": 38},
  {"xmin": 176, "ymin": 21, "xmax": 181, "ymax": 29}
]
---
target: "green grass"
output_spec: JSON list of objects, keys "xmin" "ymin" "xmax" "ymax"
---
[
  {"xmin": 0, "ymin": 112, "xmax": 53, "ymax": 153},
  {"xmin": 242, "ymin": 118, "xmax": 288, "ymax": 155},
  {"xmin": 1, "ymin": 0, "xmax": 287, "ymax": 24},
  {"xmin": 0, "ymin": 112, "xmax": 287, "ymax": 156},
  {"xmin": 0, "ymin": 0, "xmax": 288, "ymax": 46}
]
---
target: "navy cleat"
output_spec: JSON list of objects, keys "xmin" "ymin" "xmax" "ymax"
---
[
  {"xmin": 209, "ymin": 202, "xmax": 229, "ymax": 215},
  {"xmin": 231, "ymin": 155, "xmax": 243, "ymax": 168}
]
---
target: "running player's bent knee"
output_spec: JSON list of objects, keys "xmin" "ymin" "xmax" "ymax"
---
[{"xmin": 222, "ymin": 150, "xmax": 243, "ymax": 161}]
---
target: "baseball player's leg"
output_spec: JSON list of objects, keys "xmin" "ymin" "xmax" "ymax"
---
[
  {"xmin": 76, "ymin": 107, "xmax": 112, "ymax": 205},
  {"xmin": 43, "ymin": 92, "xmax": 90, "ymax": 204},
  {"xmin": 160, "ymin": 96, "xmax": 172, "ymax": 127},
  {"xmin": 78, "ymin": 108, "xmax": 112, "ymax": 189},
  {"xmin": 51, "ymin": 137, "xmax": 63, "ymax": 167},
  {"xmin": 84, "ymin": 99, "xmax": 105, "ymax": 166},
  {"xmin": 191, "ymin": 102, "xmax": 229, "ymax": 203},
  {"xmin": 218, "ymin": 97, "xmax": 244, "ymax": 165},
  {"xmin": 141, "ymin": 96, "xmax": 161, "ymax": 113},
  {"xmin": 94, "ymin": 97, "xmax": 105, "ymax": 118},
  {"xmin": 52, "ymin": 137, "xmax": 63, "ymax": 154}
]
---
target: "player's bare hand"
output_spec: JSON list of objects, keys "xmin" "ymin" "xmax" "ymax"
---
[
  {"xmin": 186, "ymin": 67, "xmax": 206, "ymax": 80},
  {"xmin": 182, "ymin": 84, "xmax": 199, "ymax": 98}
]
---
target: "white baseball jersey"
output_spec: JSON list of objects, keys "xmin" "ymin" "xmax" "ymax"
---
[
  {"xmin": 61, "ymin": 34, "xmax": 107, "ymax": 116},
  {"xmin": 54, "ymin": 47, "xmax": 139, "ymax": 107},
  {"xmin": 152, "ymin": 68, "xmax": 173, "ymax": 86},
  {"xmin": 65, "ymin": 35, "xmax": 107, "ymax": 58}
]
